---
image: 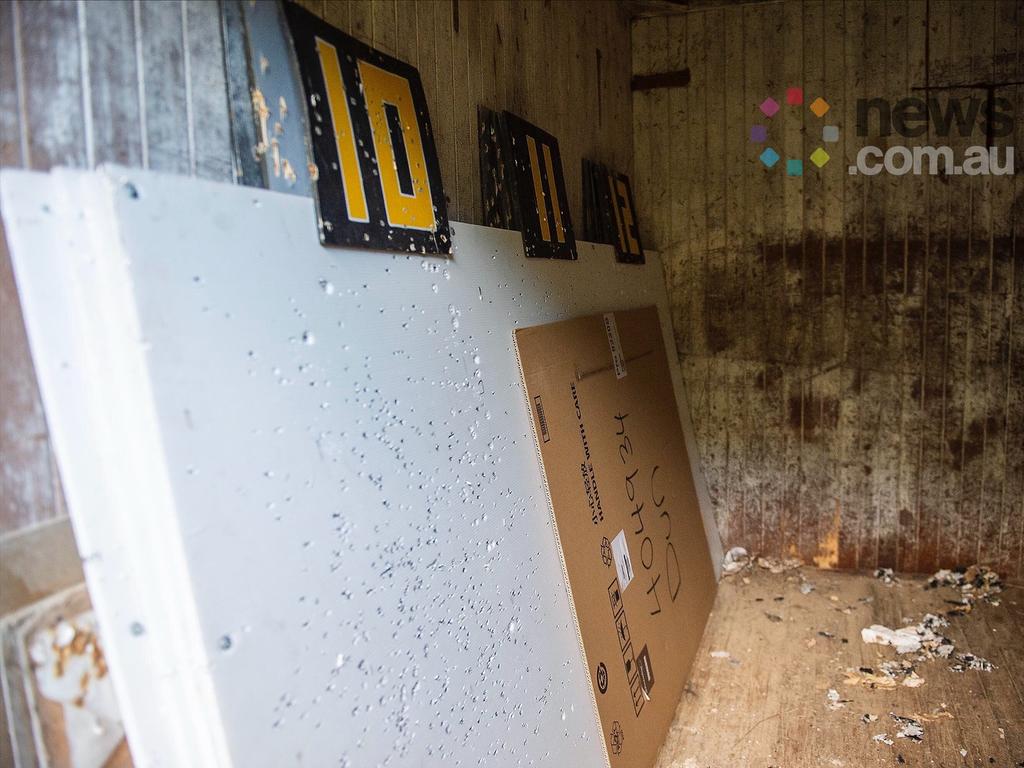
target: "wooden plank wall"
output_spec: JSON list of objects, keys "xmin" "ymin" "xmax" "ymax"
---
[
  {"xmin": 0, "ymin": 0, "xmax": 633, "ymax": 543},
  {"xmin": 291, "ymin": 0, "xmax": 634, "ymax": 231},
  {"xmin": 0, "ymin": 0, "xmax": 234, "ymax": 543},
  {"xmin": 633, "ymin": 0, "xmax": 1023, "ymax": 579}
]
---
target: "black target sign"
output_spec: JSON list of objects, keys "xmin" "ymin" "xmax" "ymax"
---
[{"xmin": 284, "ymin": 3, "xmax": 451, "ymax": 254}]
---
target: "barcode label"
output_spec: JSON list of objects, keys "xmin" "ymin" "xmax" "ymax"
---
[
  {"xmin": 604, "ymin": 312, "xmax": 627, "ymax": 379},
  {"xmin": 534, "ymin": 395, "xmax": 550, "ymax": 442},
  {"xmin": 611, "ymin": 529, "xmax": 633, "ymax": 591}
]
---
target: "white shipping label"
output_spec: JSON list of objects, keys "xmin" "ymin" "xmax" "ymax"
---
[
  {"xmin": 603, "ymin": 312, "xmax": 627, "ymax": 379},
  {"xmin": 610, "ymin": 529, "xmax": 634, "ymax": 591}
]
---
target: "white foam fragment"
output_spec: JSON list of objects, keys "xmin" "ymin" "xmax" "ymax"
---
[
  {"xmin": 860, "ymin": 624, "xmax": 922, "ymax": 654},
  {"xmin": 721, "ymin": 547, "xmax": 749, "ymax": 574}
]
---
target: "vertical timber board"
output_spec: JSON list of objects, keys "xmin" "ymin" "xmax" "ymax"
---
[
  {"xmin": 185, "ymin": 0, "xmax": 233, "ymax": 182},
  {"xmin": 899, "ymin": 0, "xmax": 929, "ymax": 572},
  {"xmin": 741, "ymin": 3, "xmax": 767, "ymax": 554},
  {"xmin": 371, "ymin": 0, "xmax": 398, "ymax": 56},
  {"xmin": 857, "ymin": 0, "xmax": 886, "ymax": 570},
  {"xmin": 759, "ymin": 5, "xmax": 785, "ymax": 560},
  {"xmin": 0, "ymin": 220, "xmax": 59, "ymax": 534},
  {"xmin": 797, "ymin": 0, "xmax": 825, "ymax": 565},
  {"xmin": 139, "ymin": 0, "xmax": 190, "ymax": 174},
  {"xmin": 917, "ymin": 0, "xmax": 953, "ymax": 574},
  {"xmin": 874, "ymin": 0, "xmax": 908, "ymax": 570},
  {"xmin": 778, "ymin": 0, "xmax": 802, "ymax": 565},
  {"xmin": 631, "ymin": 16, "xmax": 653, "ymax": 259},
  {"xmin": 393, "ymin": 0, "xmax": 418, "ymax": 70},
  {"xmin": 938, "ymin": 1, "xmax": 971, "ymax": 569},
  {"xmin": 0, "ymin": 0, "xmax": 21, "ymax": 167},
  {"xmin": 957, "ymin": 1, "xmax": 995, "ymax": 568},
  {"xmin": 450, "ymin": 0, "xmax": 471, "ymax": 222},
  {"xmin": 703, "ymin": 6, "xmax": 730, "ymax": 547},
  {"xmin": 0, "ymin": 0, "xmax": 85, "ymax": 537},
  {"xmin": 431, "ymin": 0, "xmax": 456, "ymax": 220},
  {"xmin": 818, "ymin": 0, "xmax": 847, "ymax": 570},
  {"xmin": 633, "ymin": 0, "xmax": 1023, "ymax": 578},
  {"xmin": 835, "ymin": 0, "xmax": 865, "ymax": 570},
  {"xmin": 666, "ymin": 13, "xmax": 689, "ymax": 355},
  {"xmin": 82, "ymin": 0, "xmax": 143, "ymax": 168},
  {"xmin": 349, "ymin": 0, "xmax": 372, "ymax": 44},
  {"xmin": 722, "ymin": 5, "xmax": 747, "ymax": 550},
  {"xmin": 20, "ymin": 0, "xmax": 87, "ymax": 170}
]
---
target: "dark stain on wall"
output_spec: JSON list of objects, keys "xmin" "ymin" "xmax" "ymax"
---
[{"xmin": 633, "ymin": 0, "xmax": 1023, "ymax": 578}]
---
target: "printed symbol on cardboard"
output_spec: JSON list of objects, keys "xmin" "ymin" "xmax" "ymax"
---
[
  {"xmin": 629, "ymin": 663, "xmax": 645, "ymax": 714},
  {"xmin": 623, "ymin": 640, "xmax": 639, "ymax": 684},
  {"xmin": 637, "ymin": 644, "xmax": 655, "ymax": 697},
  {"xmin": 609, "ymin": 575, "xmax": 645, "ymax": 717},
  {"xmin": 601, "ymin": 537, "xmax": 613, "ymax": 567},
  {"xmin": 596, "ymin": 662, "xmax": 608, "ymax": 694},
  {"xmin": 607, "ymin": 579, "xmax": 623, "ymax": 616},
  {"xmin": 610, "ymin": 721, "xmax": 624, "ymax": 755},
  {"xmin": 615, "ymin": 612, "xmax": 631, "ymax": 651}
]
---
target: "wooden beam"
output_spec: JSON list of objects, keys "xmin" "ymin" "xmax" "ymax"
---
[{"xmin": 631, "ymin": 68, "xmax": 691, "ymax": 91}]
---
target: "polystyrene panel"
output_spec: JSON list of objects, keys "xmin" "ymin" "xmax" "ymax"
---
[{"xmin": 1, "ymin": 167, "xmax": 721, "ymax": 767}]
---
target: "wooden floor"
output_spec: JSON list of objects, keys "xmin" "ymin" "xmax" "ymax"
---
[{"xmin": 656, "ymin": 567, "xmax": 1023, "ymax": 768}]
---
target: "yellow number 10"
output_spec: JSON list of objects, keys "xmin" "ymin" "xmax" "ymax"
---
[{"xmin": 316, "ymin": 38, "xmax": 435, "ymax": 231}]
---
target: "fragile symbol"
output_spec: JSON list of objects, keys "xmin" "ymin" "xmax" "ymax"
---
[
  {"xmin": 596, "ymin": 662, "xmax": 608, "ymax": 694},
  {"xmin": 601, "ymin": 537, "xmax": 613, "ymax": 567},
  {"xmin": 637, "ymin": 645, "xmax": 655, "ymax": 696},
  {"xmin": 610, "ymin": 721, "xmax": 624, "ymax": 755}
]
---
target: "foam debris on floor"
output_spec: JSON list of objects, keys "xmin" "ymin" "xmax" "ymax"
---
[
  {"xmin": 655, "ymin": 557, "xmax": 1020, "ymax": 768},
  {"xmin": 890, "ymin": 714, "xmax": 924, "ymax": 742}
]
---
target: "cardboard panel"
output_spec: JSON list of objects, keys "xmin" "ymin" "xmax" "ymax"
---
[
  {"xmin": 516, "ymin": 306, "xmax": 716, "ymax": 768},
  {"xmin": 284, "ymin": 3, "xmax": 451, "ymax": 254}
]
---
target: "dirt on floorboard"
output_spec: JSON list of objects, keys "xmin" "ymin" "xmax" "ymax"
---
[{"xmin": 655, "ymin": 566, "xmax": 1023, "ymax": 768}]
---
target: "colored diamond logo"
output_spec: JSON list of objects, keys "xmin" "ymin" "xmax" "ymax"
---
[
  {"xmin": 759, "ymin": 97, "xmax": 780, "ymax": 117},
  {"xmin": 786, "ymin": 158, "xmax": 803, "ymax": 176},
  {"xmin": 822, "ymin": 125, "xmax": 839, "ymax": 142},
  {"xmin": 810, "ymin": 148, "xmax": 830, "ymax": 167},
  {"xmin": 759, "ymin": 147, "xmax": 780, "ymax": 168},
  {"xmin": 750, "ymin": 125, "xmax": 768, "ymax": 142},
  {"xmin": 786, "ymin": 87, "xmax": 804, "ymax": 106},
  {"xmin": 810, "ymin": 97, "xmax": 830, "ymax": 117}
]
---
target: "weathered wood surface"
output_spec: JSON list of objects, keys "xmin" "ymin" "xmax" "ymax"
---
[
  {"xmin": 2, "ymin": 0, "xmax": 1019, "ymax": 585},
  {"xmin": 633, "ymin": 0, "xmax": 1024, "ymax": 579},
  {"xmin": 0, "ymin": 0, "xmax": 634, "ymax": 541},
  {"xmin": 0, "ymin": 0, "xmax": 235, "ymax": 540},
  {"xmin": 656, "ymin": 567, "xmax": 1024, "ymax": 767},
  {"xmin": 300, "ymin": 0, "xmax": 634, "ymax": 230}
]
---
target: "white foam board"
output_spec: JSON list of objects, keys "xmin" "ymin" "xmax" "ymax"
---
[{"xmin": 1, "ymin": 167, "xmax": 721, "ymax": 767}]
